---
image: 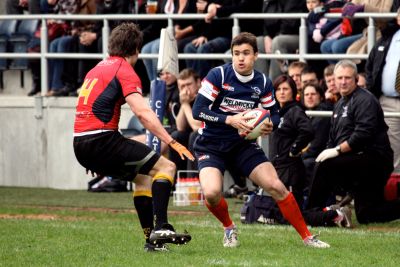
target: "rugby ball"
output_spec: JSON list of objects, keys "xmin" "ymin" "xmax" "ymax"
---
[{"xmin": 238, "ymin": 108, "xmax": 271, "ymax": 140}]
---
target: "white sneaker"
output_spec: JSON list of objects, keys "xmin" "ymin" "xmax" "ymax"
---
[
  {"xmin": 303, "ymin": 235, "xmax": 330, "ymax": 248},
  {"xmin": 223, "ymin": 226, "xmax": 239, "ymax": 248}
]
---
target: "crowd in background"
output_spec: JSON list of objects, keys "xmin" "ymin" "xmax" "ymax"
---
[{"xmin": 1, "ymin": 0, "xmax": 400, "ymax": 226}]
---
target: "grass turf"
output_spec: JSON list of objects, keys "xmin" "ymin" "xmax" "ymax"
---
[{"xmin": 0, "ymin": 187, "xmax": 399, "ymax": 267}]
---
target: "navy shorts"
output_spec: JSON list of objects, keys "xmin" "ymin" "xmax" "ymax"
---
[
  {"xmin": 193, "ymin": 135, "xmax": 269, "ymax": 177},
  {"xmin": 73, "ymin": 131, "xmax": 160, "ymax": 181}
]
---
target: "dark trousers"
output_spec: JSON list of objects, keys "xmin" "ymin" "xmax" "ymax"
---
[{"xmin": 307, "ymin": 152, "xmax": 400, "ymax": 224}]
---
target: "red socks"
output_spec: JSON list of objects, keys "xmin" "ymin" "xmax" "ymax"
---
[
  {"xmin": 205, "ymin": 197, "xmax": 233, "ymax": 228},
  {"xmin": 277, "ymin": 192, "xmax": 311, "ymax": 240}
]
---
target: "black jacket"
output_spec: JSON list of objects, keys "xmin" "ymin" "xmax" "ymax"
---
[
  {"xmin": 365, "ymin": 22, "xmax": 400, "ymax": 99},
  {"xmin": 302, "ymin": 101, "xmax": 332, "ymax": 160},
  {"xmin": 270, "ymin": 101, "xmax": 314, "ymax": 167},
  {"xmin": 328, "ymin": 87, "xmax": 393, "ymax": 166}
]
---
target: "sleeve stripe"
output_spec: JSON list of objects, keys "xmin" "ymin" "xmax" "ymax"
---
[{"xmin": 199, "ymin": 79, "xmax": 219, "ymax": 101}]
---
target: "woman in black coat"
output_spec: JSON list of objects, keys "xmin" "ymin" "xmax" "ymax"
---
[{"xmin": 269, "ymin": 75, "xmax": 314, "ymax": 206}]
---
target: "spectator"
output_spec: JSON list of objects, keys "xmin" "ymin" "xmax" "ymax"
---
[
  {"xmin": 44, "ymin": 0, "xmax": 81, "ymax": 97},
  {"xmin": 321, "ymin": 0, "xmax": 392, "ymax": 65},
  {"xmin": 323, "ymin": 64, "xmax": 340, "ymax": 104},
  {"xmin": 300, "ymin": 83, "xmax": 331, "ymax": 195},
  {"xmin": 365, "ymin": 8, "xmax": 400, "ymax": 174},
  {"xmin": 6, "ymin": 0, "xmax": 41, "ymax": 14},
  {"xmin": 300, "ymin": 66, "xmax": 319, "ymax": 95},
  {"xmin": 357, "ymin": 71, "xmax": 367, "ymax": 89},
  {"xmin": 307, "ymin": 60, "xmax": 400, "ymax": 224},
  {"xmin": 259, "ymin": 0, "xmax": 307, "ymax": 80},
  {"xmin": 141, "ymin": 0, "xmax": 197, "ymax": 81},
  {"xmin": 269, "ymin": 75, "xmax": 314, "ymax": 206},
  {"xmin": 287, "ymin": 61, "xmax": 307, "ymax": 94},
  {"xmin": 306, "ymin": 0, "xmax": 344, "ymax": 76},
  {"xmin": 169, "ymin": 68, "xmax": 202, "ymax": 171},
  {"xmin": 192, "ymin": 32, "xmax": 329, "ymax": 248}
]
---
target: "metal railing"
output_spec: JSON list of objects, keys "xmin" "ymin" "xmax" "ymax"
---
[{"xmin": 0, "ymin": 12, "xmax": 399, "ymax": 119}]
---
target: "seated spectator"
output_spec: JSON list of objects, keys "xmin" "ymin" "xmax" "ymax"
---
[
  {"xmin": 263, "ymin": 0, "xmax": 307, "ymax": 80},
  {"xmin": 306, "ymin": 0, "xmax": 344, "ymax": 77},
  {"xmin": 323, "ymin": 64, "xmax": 340, "ymax": 104},
  {"xmin": 307, "ymin": 60, "xmax": 400, "ymax": 224},
  {"xmin": 300, "ymin": 66, "xmax": 319, "ymax": 92},
  {"xmin": 287, "ymin": 61, "xmax": 307, "ymax": 95},
  {"xmin": 141, "ymin": 0, "xmax": 197, "ymax": 81},
  {"xmin": 269, "ymin": 74, "xmax": 314, "ymax": 206},
  {"xmin": 357, "ymin": 71, "xmax": 367, "ymax": 89},
  {"xmin": 300, "ymin": 83, "xmax": 331, "ymax": 196},
  {"xmin": 45, "ymin": 0, "xmax": 81, "ymax": 97},
  {"xmin": 321, "ymin": 0, "xmax": 392, "ymax": 65}
]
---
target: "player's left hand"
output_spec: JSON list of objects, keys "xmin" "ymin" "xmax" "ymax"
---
[
  {"xmin": 259, "ymin": 119, "xmax": 273, "ymax": 136},
  {"xmin": 316, "ymin": 148, "xmax": 339, "ymax": 162},
  {"xmin": 169, "ymin": 139, "xmax": 195, "ymax": 161}
]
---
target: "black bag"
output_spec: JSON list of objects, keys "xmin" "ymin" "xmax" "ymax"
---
[
  {"xmin": 88, "ymin": 176, "xmax": 128, "ymax": 192},
  {"xmin": 240, "ymin": 190, "xmax": 286, "ymax": 225}
]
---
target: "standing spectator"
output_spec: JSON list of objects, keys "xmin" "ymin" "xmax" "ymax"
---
[
  {"xmin": 192, "ymin": 32, "xmax": 329, "ymax": 248},
  {"xmin": 269, "ymin": 75, "xmax": 314, "ymax": 206},
  {"xmin": 365, "ymin": 8, "xmax": 400, "ymax": 174},
  {"xmin": 307, "ymin": 60, "xmax": 400, "ymax": 224},
  {"xmin": 73, "ymin": 23, "xmax": 194, "ymax": 251}
]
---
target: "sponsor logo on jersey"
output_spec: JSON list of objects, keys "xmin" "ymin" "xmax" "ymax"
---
[
  {"xmin": 220, "ymin": 97, "xmax": 254, "ymax": 113},
  {"xmin": 222, "ymin": 83, "xmax": 235, "ymax": 91},
  {"xmin": 98, "ymin": 58, "xmax": 118, "ymax": 66},
  {"xmin": 199, "ymin": 112, "xmax": 219, "ymax": 122}
]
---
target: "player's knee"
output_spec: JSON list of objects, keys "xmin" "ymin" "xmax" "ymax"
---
[
  {"xmin": 152, "ymin": 157, "xmax": 176, "ymax": 176},
  {"xmin": 203, "ymin": 189, "xmax": 221, "ymax": 205}
]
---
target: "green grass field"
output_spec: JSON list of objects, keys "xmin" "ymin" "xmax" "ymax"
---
[{"xmin": 1, "ymin": 187, "xmax": 399, "ymax": 267}]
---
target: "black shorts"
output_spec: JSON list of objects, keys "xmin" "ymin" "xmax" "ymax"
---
[
  {"xmin": 193, "ymin": 135, "xmax": 268, "ymax": 177},
  {"xmin": 73, "ymin": 131, "xmax": 160, "ymax": 181}
]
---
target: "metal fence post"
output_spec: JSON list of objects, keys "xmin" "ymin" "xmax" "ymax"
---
[
  {"xmin": 299, "ymin": 17, "xmax": 307, "ymax": 62},
  {"xmin": 367, "ymin": 17, "xmax": 376, "ymax": 53},
  {"xmin": 40, "ymin": 18, "xmax": 48, "ymax": 96}
]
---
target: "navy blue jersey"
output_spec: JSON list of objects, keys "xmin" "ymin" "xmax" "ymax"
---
[{"xmin": 192, "ymin": 63, "xmax": 279, "ymax": 140}]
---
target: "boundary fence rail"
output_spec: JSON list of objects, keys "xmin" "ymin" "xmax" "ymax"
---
[{"xmin": 0, "ymin": 12, "xmax": 399, "ymax": 118}]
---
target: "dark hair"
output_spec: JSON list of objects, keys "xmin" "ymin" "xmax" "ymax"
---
[
  {"xmin": 178, "ymin": 68, "xmax": 200, "ymax": 81},
  {"xmin": 108, "ymin": 23, "xmax": 143, "ymax": 57},
  {"xmin": 323, "ymin": 64, "xmax": 335, "ymax": 77},
  {"xmin": 230, "ymin": 32, "xmax": 258, "ymax": 54},
  {"xmin": 301, "ymin": 83, "xmax": 326, "ymax": 104},
  {"xmin": 273, "ymin": 75, "xmax": 297, "ymax": 100}
]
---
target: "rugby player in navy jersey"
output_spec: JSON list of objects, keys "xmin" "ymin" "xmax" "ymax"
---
[
  {"xmin": 192, "ymin": 32, "xmax": 330, "ymax": 248},
  {"xmin": 73, "ymin": 23, "xmax": 194, "ymax": 252}
]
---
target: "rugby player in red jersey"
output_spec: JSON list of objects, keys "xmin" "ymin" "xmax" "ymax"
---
[{"xmin": 73, "ymin": 23, "xmax": 194, "ymax": 252}]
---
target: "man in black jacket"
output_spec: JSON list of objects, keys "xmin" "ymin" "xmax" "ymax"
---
[
  {"xmin": 307, "ymin": 60, "xmax": 400, "ymax": 224},
  {"xmin": 365, "ymin": 8, "xmax": 400, "ymax": 174}
]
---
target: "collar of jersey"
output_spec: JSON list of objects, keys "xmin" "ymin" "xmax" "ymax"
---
[{"xmin": 232, "ymin": 65, "xmax": 254, "ymax": 83}]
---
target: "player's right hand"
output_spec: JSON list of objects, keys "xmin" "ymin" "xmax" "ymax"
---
[
  {"xmin": 169, "ymin": 139, "xmax": 195, "ymax": 161},
  {"xmin": 226, "ymin": 112, "xmax": 255, "ymax": 132}
]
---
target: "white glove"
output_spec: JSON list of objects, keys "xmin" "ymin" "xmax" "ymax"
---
[{"xmin": 316, "ymin": 148, "xmax": 339, "ymax": 162}]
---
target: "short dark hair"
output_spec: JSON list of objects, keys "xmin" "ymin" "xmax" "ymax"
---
[
  {"xmin": 273, "ymin": 74, "xmax": 297, "ymax": 101},
  {"xmin": 178, "ymin": 68, "xmax": 200, "ymax": 81},
  {"xmin": 230, "ymin": 32, "xmax": 258, "ymax": 54},
  {"xmin": 108, "ymin": 23, "xmax": 143, "ymax": 57},
  {"xmin": 301, "ymin": 83, "xmax": 326, "ymax": 104}
]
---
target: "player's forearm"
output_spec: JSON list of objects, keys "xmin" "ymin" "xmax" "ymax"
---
[{"xmin": 137, "ymin": 109, "xmax": 173, "ymax": 144}]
